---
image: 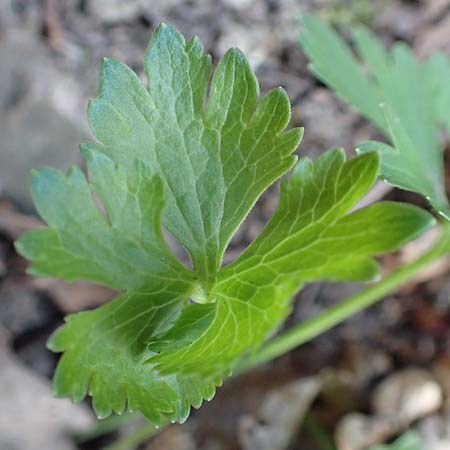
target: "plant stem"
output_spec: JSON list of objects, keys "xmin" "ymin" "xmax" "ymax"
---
[{"xmin": 238, "ymin": 225, "xmax": 450, "ymax": 372}]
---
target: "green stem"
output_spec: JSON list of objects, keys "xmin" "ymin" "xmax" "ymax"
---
[{"xmin": 238, "ymin": 225, "xmax": 450, "ymax": 372}]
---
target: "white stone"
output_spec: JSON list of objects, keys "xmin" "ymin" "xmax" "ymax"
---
[{"xmin": 372, "ymin": 368, "xmax": 443, "ymax": 424}]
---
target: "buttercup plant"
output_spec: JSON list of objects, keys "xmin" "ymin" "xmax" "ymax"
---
[{"xmin": 16, "ymin": 23, "xmax": 441, "ymax": 424}]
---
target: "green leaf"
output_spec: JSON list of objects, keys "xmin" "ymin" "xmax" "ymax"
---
[
  {"xmin": 146, "ymin": 150, "xmax": 434, "ymax": 377},
  {"xmin": 16, "ymin": 23, "xmax": 435, "ymax": 425},
  {"xmin": 86, "ymin": 23, "xmax": 303, "ymax": 284},
  {"xmin": 300, "ymin": 14, "xmax": 450, "ymax": 220},
  {"xmin": 16, "ymin": 151, "xmax": 193, "ymax": 290},
  {"xmin": 47, "ymin": 288, "xmax": 220, "ymax": 424}
]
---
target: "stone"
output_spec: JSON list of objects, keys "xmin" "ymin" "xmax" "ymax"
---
[
  {"xmin": 335, "ymin": 413, "xmax": 401, "ymax": 450},
  {"xmin": 416, "ymin": 14, "xmax": 450, "ymax": 57},
  {"xmin": 216, "ymin": 25, "xmax": 269, "ymax": 71},
  {"xmin": 0, "ymin": 31, "xmax": 86, "ymax": 210},
  {"xmin": 295, "ymin": 88, "xmax": 360, "ymax": 154},
  {"xmin": 222, "ymin": 0, "xmax": 254, "ymax": 10},
  {"xmin": 238, "ymin": 376, "xmax": 322, "ymax": 450},
  {"xmin": 417, "ymin": 414, "xmax": 450, "ymax": 450},
  {"xmin": 88, "ymin": 0, "xmax": 142, "ymax": 24},
  {"xmin": 372, "ymin": 368, "xmax": 443, "ymax": 424},
  {"xmin": 423, "ymin": 0, "xmax": 450, "ymax": 21},
  {"xmin": 0, "ymin": 330, "xmax": 93, "ymax": 450},
  {"xmin": 0, "ymin": 279, "xmax": 53, "ymax": 336}
]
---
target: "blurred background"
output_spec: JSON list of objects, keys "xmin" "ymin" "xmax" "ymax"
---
[{"xmin": 1, "ymin": 1, "xmax": 450, "ymax": 449}]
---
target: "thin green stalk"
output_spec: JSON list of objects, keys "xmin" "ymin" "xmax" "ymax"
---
[{"xmin": 238, "ymin": 225, "xmax": 450, "ymax": 372}]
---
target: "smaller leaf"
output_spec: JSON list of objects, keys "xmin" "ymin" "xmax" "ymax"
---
[{"xmin": 300, "ymin": 14, "xmax": 450, "ymax": 220}]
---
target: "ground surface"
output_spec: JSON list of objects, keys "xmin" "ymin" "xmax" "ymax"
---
[{"xmin": 1, "ymin": 1, "xmax": 450, "ymax": 449}]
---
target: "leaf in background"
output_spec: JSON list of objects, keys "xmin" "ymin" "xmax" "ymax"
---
[
  {"xmin": 300, "ymin": 14, "xmax": 450, "ymax": 220},
  {"xmin": 16, "ymin": 23, "xmax": 435, "ymax": 425}
]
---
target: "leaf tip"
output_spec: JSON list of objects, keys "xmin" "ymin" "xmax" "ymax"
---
[
  {"xmin": 29, "ymin": 167, "xmax": 62, "ymax": 199},
  {"xmin": 223, "ymin": 47, "xmax": 247, "ymax": 65},
  {"xmin": 152, "ymin": 21, "xmax": 184, "ymax": 44},
  {"xmin": 298, "ymin": 126, "xmax": 305, "ymax": 141}
]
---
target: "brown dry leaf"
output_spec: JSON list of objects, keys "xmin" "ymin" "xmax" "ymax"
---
[
  {"xmin": 432, "ymin": 356, "xmax": 450, "ymax": 406},
  {"xmin": 145, "ymin": 426, "xmax": 196, "ymax": 450},
  {"xmin": 417, "ymin": 413, "xmax": 450, "ymax": 450},
  {"xmin": 336, "ymin": 369, "xmax": 442, "ymax": 450},
  {"xmin": 423, "ymin": 0, "xmax": 450, "ymax": 21}
]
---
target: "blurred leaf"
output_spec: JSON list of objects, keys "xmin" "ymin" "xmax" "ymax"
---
[{"xmin": 300, "ymin": 15, "xmax": 450, "ymax": 220}]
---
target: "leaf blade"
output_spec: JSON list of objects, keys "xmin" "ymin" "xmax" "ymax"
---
[
  {"xmin": 148, "ymin": 150, "xmax": 434, "ymax": 377},
  {"xmin": 88, "ymin": 24, "xmax": 302, "ymax": 282}
]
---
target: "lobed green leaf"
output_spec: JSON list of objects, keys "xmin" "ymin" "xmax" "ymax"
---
[
  {"xmin": 86, "ymin": 23, "xmax": 302, "ymax": 284},
  {"xmin": 15, "ymin": 23, "xmax": 435, "ymax": 425}
]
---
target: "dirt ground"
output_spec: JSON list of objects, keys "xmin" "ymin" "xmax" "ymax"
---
[{"xmin": 1, "ymin": 1, "xmax": 450, "ymax": 449}]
